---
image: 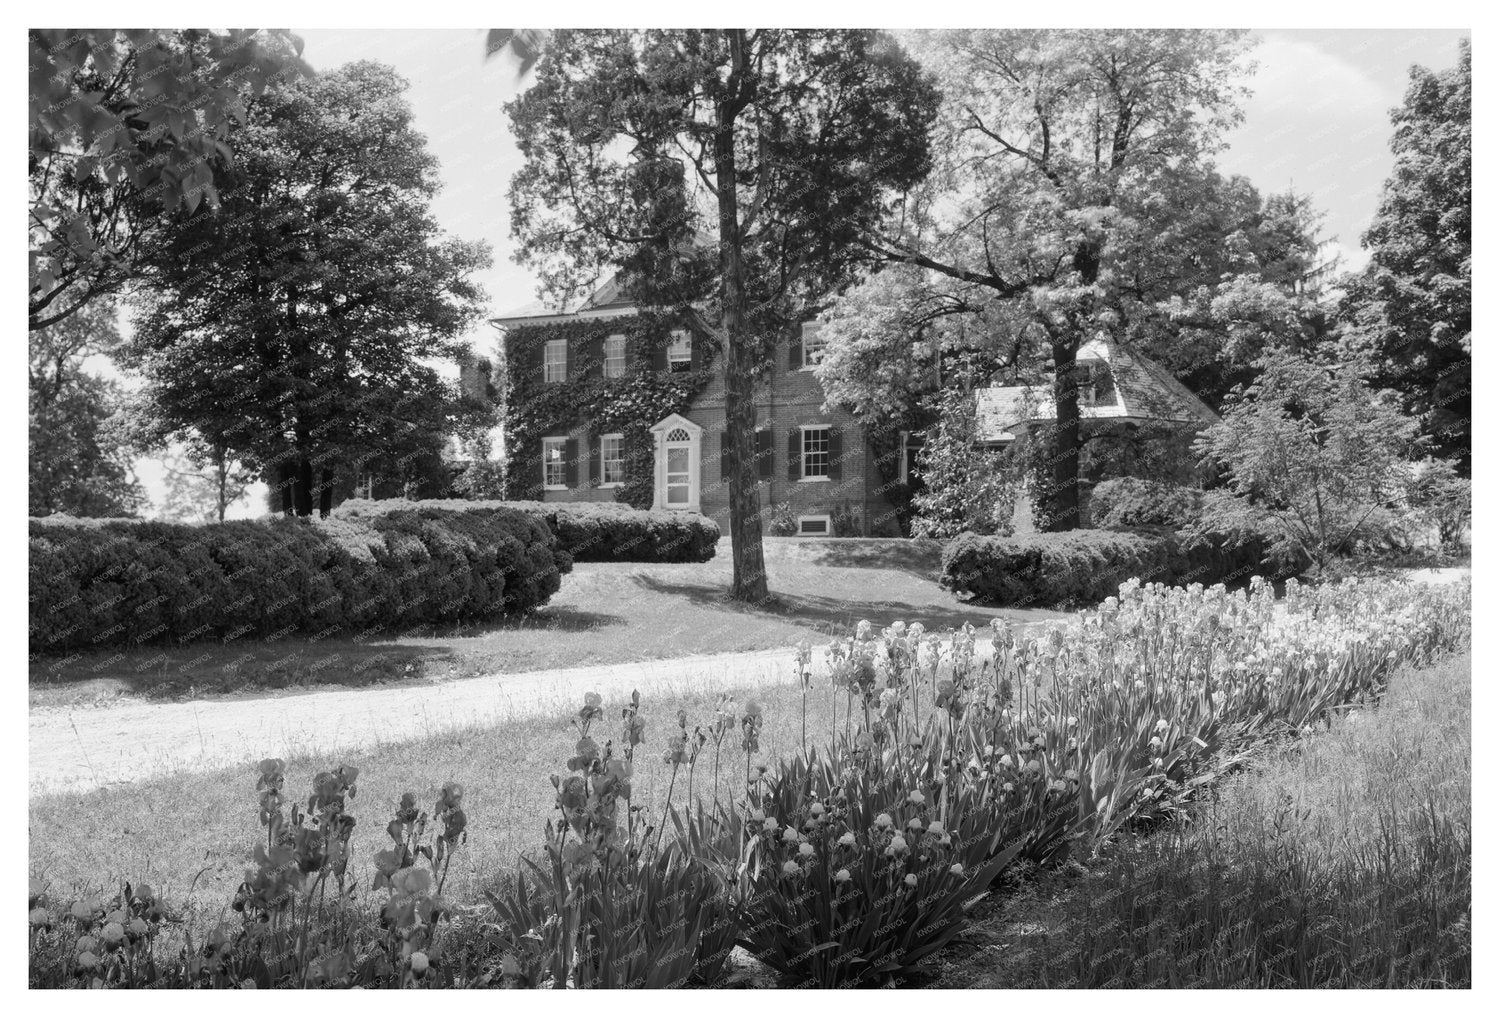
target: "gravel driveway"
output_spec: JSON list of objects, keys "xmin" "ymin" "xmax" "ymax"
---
[{"xmin": 29, "ymin": 643, "xmax": 818, "ymax": 797}]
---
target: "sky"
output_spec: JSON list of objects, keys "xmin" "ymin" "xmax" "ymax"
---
[{"xmin": 122, "ymin": 26, "xmax": 1472, "ymax": 519}]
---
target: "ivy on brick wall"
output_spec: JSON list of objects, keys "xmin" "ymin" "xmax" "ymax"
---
[{"xmin": 502, "ymin": 316, "xmax": 715, "ymax": 509}]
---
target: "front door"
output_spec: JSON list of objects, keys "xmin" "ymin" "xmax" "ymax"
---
[{"xmin": 664, "ymin": 429, "xmax": 692, "ymax": 508}]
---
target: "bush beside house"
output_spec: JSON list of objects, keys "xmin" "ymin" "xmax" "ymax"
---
[
  {"xmin": 334, "ymin": 499, "xmax": 719, "ymax": 563},
  {"xmin": 939, "ymin": 527, "xmax": 1284, "ymax": 607}
]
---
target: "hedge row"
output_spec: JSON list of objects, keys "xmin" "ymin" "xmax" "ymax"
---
[
  {"xmin": 939, "ymin": 527, "xmax": 1284, "ymax": 608},
  {"xmin": 29, "ymin": 505, "xmax": 570, "ymax": 656},
  {"xmin": 335, "ymin": 499, "xmax": 720, "ymax": 563}
]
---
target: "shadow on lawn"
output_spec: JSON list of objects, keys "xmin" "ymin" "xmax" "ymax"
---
[
  {"xmin": 628, "ymin": 573, "xmax": 1065, "ymax": 639},
  {"xmin": 29, "ymin": 606, "xmax": 631, "ymax": 706}
]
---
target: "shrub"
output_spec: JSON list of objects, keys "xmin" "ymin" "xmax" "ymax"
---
[
  {"xmin": 1088, "ymin": 478, "xmax": 1204, "ymax": 529},
  {"xmin": 335, "ymin": 498, "xmax": 719, "ymax": 563},
  {"xmin": 938, "ymin": 528, "xmax": 1280, "ymax": 607},
  {"xmin": 910, "ymin": 389, "xmax": 1022, "ymax": 538},
  {"xmin": 28, "ymin": 506, "xmax": 568, "ymax": 655}
]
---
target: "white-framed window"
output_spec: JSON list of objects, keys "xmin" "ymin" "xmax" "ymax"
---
[
  {"xmin": 543, "ymin": 339, "xmax": 567, "ymax": 383},
  {"xmin": 604, "ymin": 334, "xmax": 626, "ymax": 378},
  {"xmin": 542, "ymin": 436, "xmax": 568, "ymax": 489},
  {"xmin": 801, "ymin": 425, "xmax": 830, "ymax": 480},
  {"xmin": 797, "ymin": 514, "xmax": 832, "ymax": 536},
  {"xmin": 667, "ymin": 329, "xmax": 692, "ymax": 372},
  {"xmin": 600, "ymin": 433, "xmax": 624, "ymax": 486},
  {"xmin": 801, "ymin": 321, "xmax": 827, "ymax": 369}
]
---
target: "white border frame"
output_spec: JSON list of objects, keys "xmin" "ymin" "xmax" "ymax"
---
[{"xmin": 799, "ymin": 423, "xmax": 831, "ymax": 481}]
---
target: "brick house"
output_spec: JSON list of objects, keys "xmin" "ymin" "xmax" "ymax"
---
[{"xmin": 491, "ymin": 278, "xmax": 908, "ymax": 537}]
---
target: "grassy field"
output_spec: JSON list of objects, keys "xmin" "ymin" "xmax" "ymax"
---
[
  {"xmin": 29, "ymin": 538, "xmax": 1061, "ymax": 709},
  {"xmin": 28, "ymin": 656, "xmax": 936, "ymax": 933},
  {"xmin": 937, "ymin": 647, "xmax": 1472, "ymax": 989}
]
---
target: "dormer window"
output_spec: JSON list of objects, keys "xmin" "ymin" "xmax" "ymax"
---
[{"xmin": 1079, "ymin": 361, "xmax": 1117, "ymax": 407}]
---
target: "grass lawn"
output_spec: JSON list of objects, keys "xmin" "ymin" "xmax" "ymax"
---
[
  {"xmin": 29, "ymin": 537, "xmax": 1063, "ymax": 708},
  {"xmin": 935, "ymin": 646, "xmax": 1472, "ymax": 988},
  {"xmin": 29, "ymin": 659, "xmax": 928, "ymax": 934}
]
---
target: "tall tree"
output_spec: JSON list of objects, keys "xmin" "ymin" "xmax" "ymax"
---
[
  {"xmin": 156, "ymin": 444, "xmax": 257, "ymax": 523},
  {"xmin": 29, "ymin": 29, "xmax": 310, "ymax": 330},
  {"xmin": 1340, "ymin": 40, "xmax": 1470, "ymax": 474},
  {"xmin": 122, "ymin": 61, "xmax": 492, "ymax": 516},
  {"xmin": 859, "ymin": 29, "xmax": 1254, "ymax": 530},
  {"xmin": 508, "ymin": 30, "xmax": 938, "ymax": 600},
  {"xmin": 29, "ymin": 304, "xmax": 146, "ymax": 517}
]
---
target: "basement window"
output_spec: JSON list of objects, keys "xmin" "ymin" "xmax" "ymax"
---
[{"xmin": 797, "ymin": 515, "xmax": 832, "ymax": 536}]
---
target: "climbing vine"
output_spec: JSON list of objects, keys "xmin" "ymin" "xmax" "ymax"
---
[{"xmin": 502, "ymin": 316, "xmax": 715, "ymax": 508}]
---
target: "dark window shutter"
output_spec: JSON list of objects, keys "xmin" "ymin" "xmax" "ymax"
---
[
  {"xmin": 588, "ymin": 335, "xmax": 604, "ymax": 378},
  {"xmin": 588, "ymin": 434, "xmax": 601, "ymax": 487},
  {"xmin": 788, "ymin": 328, "xmax": 803, "ymax": 371},
  {"xmin": 720, "ymin": 431, "xmax": 731, "ymax": 480},
  {"xmin": 691, "ymin": 331, "xmax": 703, "ymax": 371},
  {"xmin": 787, "ymin": 429, "xmax": 801, "ymax": 481},
  {"xmin": 827, "ymin": 427, "xmax": 844, "ymax": 481},
  {"xmin": 651, "ymin": 339, "xmax": 667, "ymax": 372},
  {"xmin": 756, "ymin": 429, "xmax": 773, "ymax": 478},
  {"xmin": 564, "ymin": 438, "xmax": 578, "ymax": 488},
  {"xmin": 563, "ymin": 340, "xmax": 573, "ymax": 381}
]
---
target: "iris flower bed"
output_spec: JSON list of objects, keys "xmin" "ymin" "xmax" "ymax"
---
[{"xmin": 28, "ymin": 575, "xmax": 1469, "ymax": 988}]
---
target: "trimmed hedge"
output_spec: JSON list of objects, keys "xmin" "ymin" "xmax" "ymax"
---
[
  {"xmin": 1088, "ymin": 477, "xmax": 1205, "ymax": 530},
  {"xmin": 335, "ymin": 498, "xmax": 720, "ymax": 563},
  {"xmin": 29, "ymin": 505, "xmax": 569, "ymax": 655},
  {"xmin": 939, "ymin": 527, "xmax": 1280, "ymax": 608}
]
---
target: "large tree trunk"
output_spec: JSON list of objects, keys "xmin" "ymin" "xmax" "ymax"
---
[
  {"xmin": 1044, "ymin": 339, "xmax": 1082, "ymax": 531},
  {"xmin": 318, "ymin": 466, "xmax": 334, "ymax": 517},
  {"xmin": 715, "ymin": 30, "xmax": 769, "ymax": 603},
  {"xmin": 294, "ymin": 454, "xmax": 315, "ymax": 517}
]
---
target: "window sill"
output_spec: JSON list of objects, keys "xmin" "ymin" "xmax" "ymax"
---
[
  {"xmin": 599, "ymin": 482, "xmax": 623, "ymax": 489},
  {"xmin": 798, "ymin": 476, "xmax": 830, "ymax": 483},
  {"xmin": 544, "ymin": 485, "xmax": 569, "ymax": 491}
]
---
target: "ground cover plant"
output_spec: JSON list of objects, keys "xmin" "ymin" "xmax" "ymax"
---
[{"xmin": 28, "ymin": 574, "xmax": 1469, "ymax": 987}]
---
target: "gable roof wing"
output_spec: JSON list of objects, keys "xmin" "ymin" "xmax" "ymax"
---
[{"xmin": 975, "ymin": 337, "xmax": 1219, "ymax": 441}]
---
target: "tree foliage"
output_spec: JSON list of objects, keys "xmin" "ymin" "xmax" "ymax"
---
[
  {"xmin": 28, "ymin": 29, "xmax": 311, "ymax": 330},
  {"xmin": 908, "ymin": 389, "xmax": 1021, "ymax": 538},
  {"xmin": 1190, "ymin": 351, "xmax": 1419, "ymax": 574},
  {"xmin": 121, "ymin": 61, "xmax": 492, "ymax": 517},
  {"xmin": 507, "ymin": 29, "xmax": 938, "ymax": 598},
  {"xmin": 1339, "ymin": 40, "xmax": 1470, "ymax": 473},
  {"xmin": 848, "ymin": 29, "xmax": 1257, "ymax": 529},
  {"xmin": 28, "ymin": 303, "xmax": 145, "ymax": 518}
]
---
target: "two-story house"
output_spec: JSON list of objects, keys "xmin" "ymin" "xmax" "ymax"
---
[{"xmin": 491, "ymin": 278, "xmax": 907, "ymax": 537}]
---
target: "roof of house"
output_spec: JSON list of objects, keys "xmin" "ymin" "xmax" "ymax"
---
[{"xmin": 975, "ymin": 336, "xmax": 1219, "ymax": 442}]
